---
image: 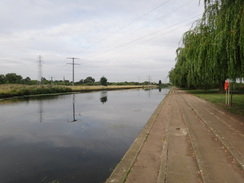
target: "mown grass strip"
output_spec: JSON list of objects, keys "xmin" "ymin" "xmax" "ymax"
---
[{"xmin": 185, "ymin": 89, "xmax": 244, "ymax": 115}]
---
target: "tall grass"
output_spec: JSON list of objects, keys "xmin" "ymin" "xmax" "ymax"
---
[
  {"xmin": 67, "ymin": 85, "xmax": 155, "ymax": 92},
  {"xmin": 0, "ymin": 84, "xmax": 157, "ymax": 98},
  {"xmin": 0, "ymin": 84, "xmax": 71, "ymax": 98}
]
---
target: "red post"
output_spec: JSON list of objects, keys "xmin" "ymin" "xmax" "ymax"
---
[
  {"xmin": 224, "ymin": 81, "xmax": 229, "ymax": 105},
  {"xmin": 224, "ymin": 81, "xmax": 229, "ymax": 91}
]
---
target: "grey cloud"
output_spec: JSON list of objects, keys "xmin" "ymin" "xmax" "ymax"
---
[{"xmin": 0, "ymin": 0, "xmax": 204, "ymax": 82}]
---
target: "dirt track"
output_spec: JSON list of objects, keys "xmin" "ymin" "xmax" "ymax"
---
[{"xmin": 106, "ymin": 87, "xmax": 244, "ymax": 183}]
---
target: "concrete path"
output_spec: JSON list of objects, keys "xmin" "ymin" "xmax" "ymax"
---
[{"xmin": 106, "ymin": 87, "xmax": 244, "ymax": 183}]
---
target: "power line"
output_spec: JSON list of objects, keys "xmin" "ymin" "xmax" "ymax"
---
[
  {"xmin": 88, "ymin": 0, "xmax": 196, "ymax": 61},
  {"xmin": 81, "ymin": 14, "xmax": 202, "ymax": 61},
  {"xmin": 139, "ymin": 0, "xmax": 195, "ymax": 28},
  {"xmin": 110, "ymin": 14, "xmax": 202, "ymax": 50},
  {"xmin": 85, "ymin": 22, "xmax": 193, "ymax": 62},
  {"xmin": 100, "ymin": 0, "xmax": 195, "ymax": 51},
  {"xmin": 84, "ymin": 0, "xmax": 194, "ymax": 52},
  {"xmin": 67, "ymin": 57, "xmax": 79, "ymax": 85},
  {"xmin": 79, "ymin": 1, "xmax": 200, "ymax": 65},
  {"xmin": 86, "ymin": 0, "xmax": 170, "ymax": 49}
]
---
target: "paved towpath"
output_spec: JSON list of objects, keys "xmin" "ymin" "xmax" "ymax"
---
[{"xmin": 106, "ymin": 87, "xmax": 244, "ymax": 183}]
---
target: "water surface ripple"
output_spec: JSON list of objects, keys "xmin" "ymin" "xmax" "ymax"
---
[{"xmin": 0, "ymin": 88, "xmax": 169, "ymax": 183}]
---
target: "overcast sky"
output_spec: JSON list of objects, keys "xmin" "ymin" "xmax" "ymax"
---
[{"xmin": 0, "ymin": 0, "xmax": 204, "ymax": 83}]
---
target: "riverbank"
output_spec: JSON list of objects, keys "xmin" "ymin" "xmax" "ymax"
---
[
  {"xmin": 0, "ymin": 84, "xmax": 158, "ymax": 99},
  {"xmin": 0, "ymin": 84, "xmax": 71, "ymax": 98},
  {"xmin": 106, "ymin": 87, "xmax": 244, "ymax": 183},
  {"xmin": 68, "ymin": 85, "xmax": 157, "ymax": 92}
]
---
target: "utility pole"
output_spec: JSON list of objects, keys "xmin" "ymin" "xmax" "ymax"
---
[{"xmin": 67, "ymin": 57, "xmax": 79, "ymax": 86}]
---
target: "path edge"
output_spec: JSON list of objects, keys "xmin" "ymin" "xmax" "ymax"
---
[{"xmin": 105, "ymin": 88, "xmax": 173, "ymax": 183}]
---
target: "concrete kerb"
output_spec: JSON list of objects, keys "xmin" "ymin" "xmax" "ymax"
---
[{"xmin": 105, "ymin": 88, "xmax": 173, "ymax": 183}]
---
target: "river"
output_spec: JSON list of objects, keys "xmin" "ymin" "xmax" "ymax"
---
[{"xmin": 0, "ymin": 88, "xmax": 169, "ymax": 183}]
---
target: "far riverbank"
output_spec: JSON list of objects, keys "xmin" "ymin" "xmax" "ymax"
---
[{"xmin": 0, "ymin": 84, "xmax": 159, "ymax": 99}]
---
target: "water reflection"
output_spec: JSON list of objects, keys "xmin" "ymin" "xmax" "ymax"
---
[
  {"xmin": 0, "ymin": 88, "xmax": 169, "ymax": 183},
  {"xmin": 68, "ymin": 94, "xmax": 82, "ymax": 122},
  {"xmin": 100, "ymin": 91, "xmax": 108, "ymax": 104},
  {"xmin": 38, "ymin": 100, "xmax": 43, "ymax": 123},
  {"xmin": 72, "ymin": 94, "xmax": 77, "ymax": 122}
]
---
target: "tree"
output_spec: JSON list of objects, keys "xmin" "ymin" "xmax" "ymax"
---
[
  {"xmin": 78, "ymin": 79, "xmax": 84, "ymax": 84},
  {"xmin": 0, "ymin": 75, "xmax": 5, "ymax": 84},
  {"xmin": 41, "ymin": 77, "xmax": 50, "ymax": 85},
  {"xmin": 169, "ymin": 0, "xmax": 244, "ymax": 91},
  {"xmin": 100, "ymin": 76, "xmax": 108, "ymax": 86},
  {"xmin": 5, "ymin": 73, "xmax": 23, "ymax": 84},
  {"xmin": 84, "ymin": 76, "xmax": 95, "ymax": 83},
  {"xmin": 23, "ymin": 77, "xmax": 31, "ymax": 84}
]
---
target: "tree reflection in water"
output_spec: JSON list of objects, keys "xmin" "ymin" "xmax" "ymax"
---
[{"xmin": 100, "ymin": 91, "xmax": 108, "ymax": 104}]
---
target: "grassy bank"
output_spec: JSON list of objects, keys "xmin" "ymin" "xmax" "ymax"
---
[
  {"xmin": 67, "ymin": 85, "xmax": 157, "ymax": 92},
  {"xmin": 0, "ymin": 84, "xmax": 71, "ymax": 98},
  {"xmin": 186, "ymin": 89, "xmax": 244, "ymax": 115},
  {"xmin": 0, "ymin": 84, "xmax": 157, "ymax": 99}
]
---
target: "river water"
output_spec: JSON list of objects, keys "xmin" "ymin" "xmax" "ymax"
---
[{"xmin": 0, "ymin": 88, "xmax": 169, "ymax": 183}]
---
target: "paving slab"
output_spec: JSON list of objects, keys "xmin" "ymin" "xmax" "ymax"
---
[{"xmin": 105, "ymin": 88, "xmax": 244, "ymax": 183}]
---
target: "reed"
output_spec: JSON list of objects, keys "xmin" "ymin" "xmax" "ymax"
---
[
  {"xmin": 0, "ymin": 84, "xmax": 71, "ymax": 98},
  {"xmin": 0, "ymin": 84, "xmax": 157, "ymax": 98},
  {"xmin": 67, "ymin": 85, "xmax": 153, "ymax": 92}
]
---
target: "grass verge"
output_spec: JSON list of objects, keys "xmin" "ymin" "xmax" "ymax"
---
[
  {"xmin": 0, "ymin": 84, "xmax": 157, "ymax": 99},
  {"xmin": 185, "ymin": 89, "xmax": 244, "ymax": 115},
  {"xmin": 67, "ymin": 85, "xmax": 150, "ymax": 92},
  {"xmin": 0, "ymin": 84, "xmax": 71, "ymax": 98}
]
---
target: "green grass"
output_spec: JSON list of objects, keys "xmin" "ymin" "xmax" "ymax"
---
[
  {"xmin": 185, "ymin": 89, "xmax": 244, "ymax": 115},
  {"xmin": 67, "ymin": 85, "xmax": 157, "ymax": 92},
  {"xmin": 0, "ymin": 84, "xmax": 158, "ymax": 99},
  {"xmin": 0, "ymin": 84, "xmax": 71, "ymax": 98}
]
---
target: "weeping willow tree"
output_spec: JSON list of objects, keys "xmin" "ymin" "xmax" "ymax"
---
[{"xmin": 169, "ymin": 0, "xmax": 244, "ymax": 91}]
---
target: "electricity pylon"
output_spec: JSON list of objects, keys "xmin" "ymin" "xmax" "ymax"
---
[{"xmin": 37, "ymin": 55, "xmax": 43, "ymax": 85}]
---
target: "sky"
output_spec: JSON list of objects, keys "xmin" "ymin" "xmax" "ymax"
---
[{"xmin": 0, "ymin": 0, "xmax": 204, "ymax": 83}]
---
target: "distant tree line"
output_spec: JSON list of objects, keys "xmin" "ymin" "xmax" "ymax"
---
[
  {"xmin": 0, "ymin": 73, "xmax": 109, "ymax": 86},
  {"xmin": 0, "ymin": 73, "xmax": 71, "ymax": 85},
  {"xmin": 0, "ymin": 73, "xmax": 164, "ymax": 86},
  {"xmin": 0, "ymin": 73, "xmax": 34, "ymax": 85}
]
